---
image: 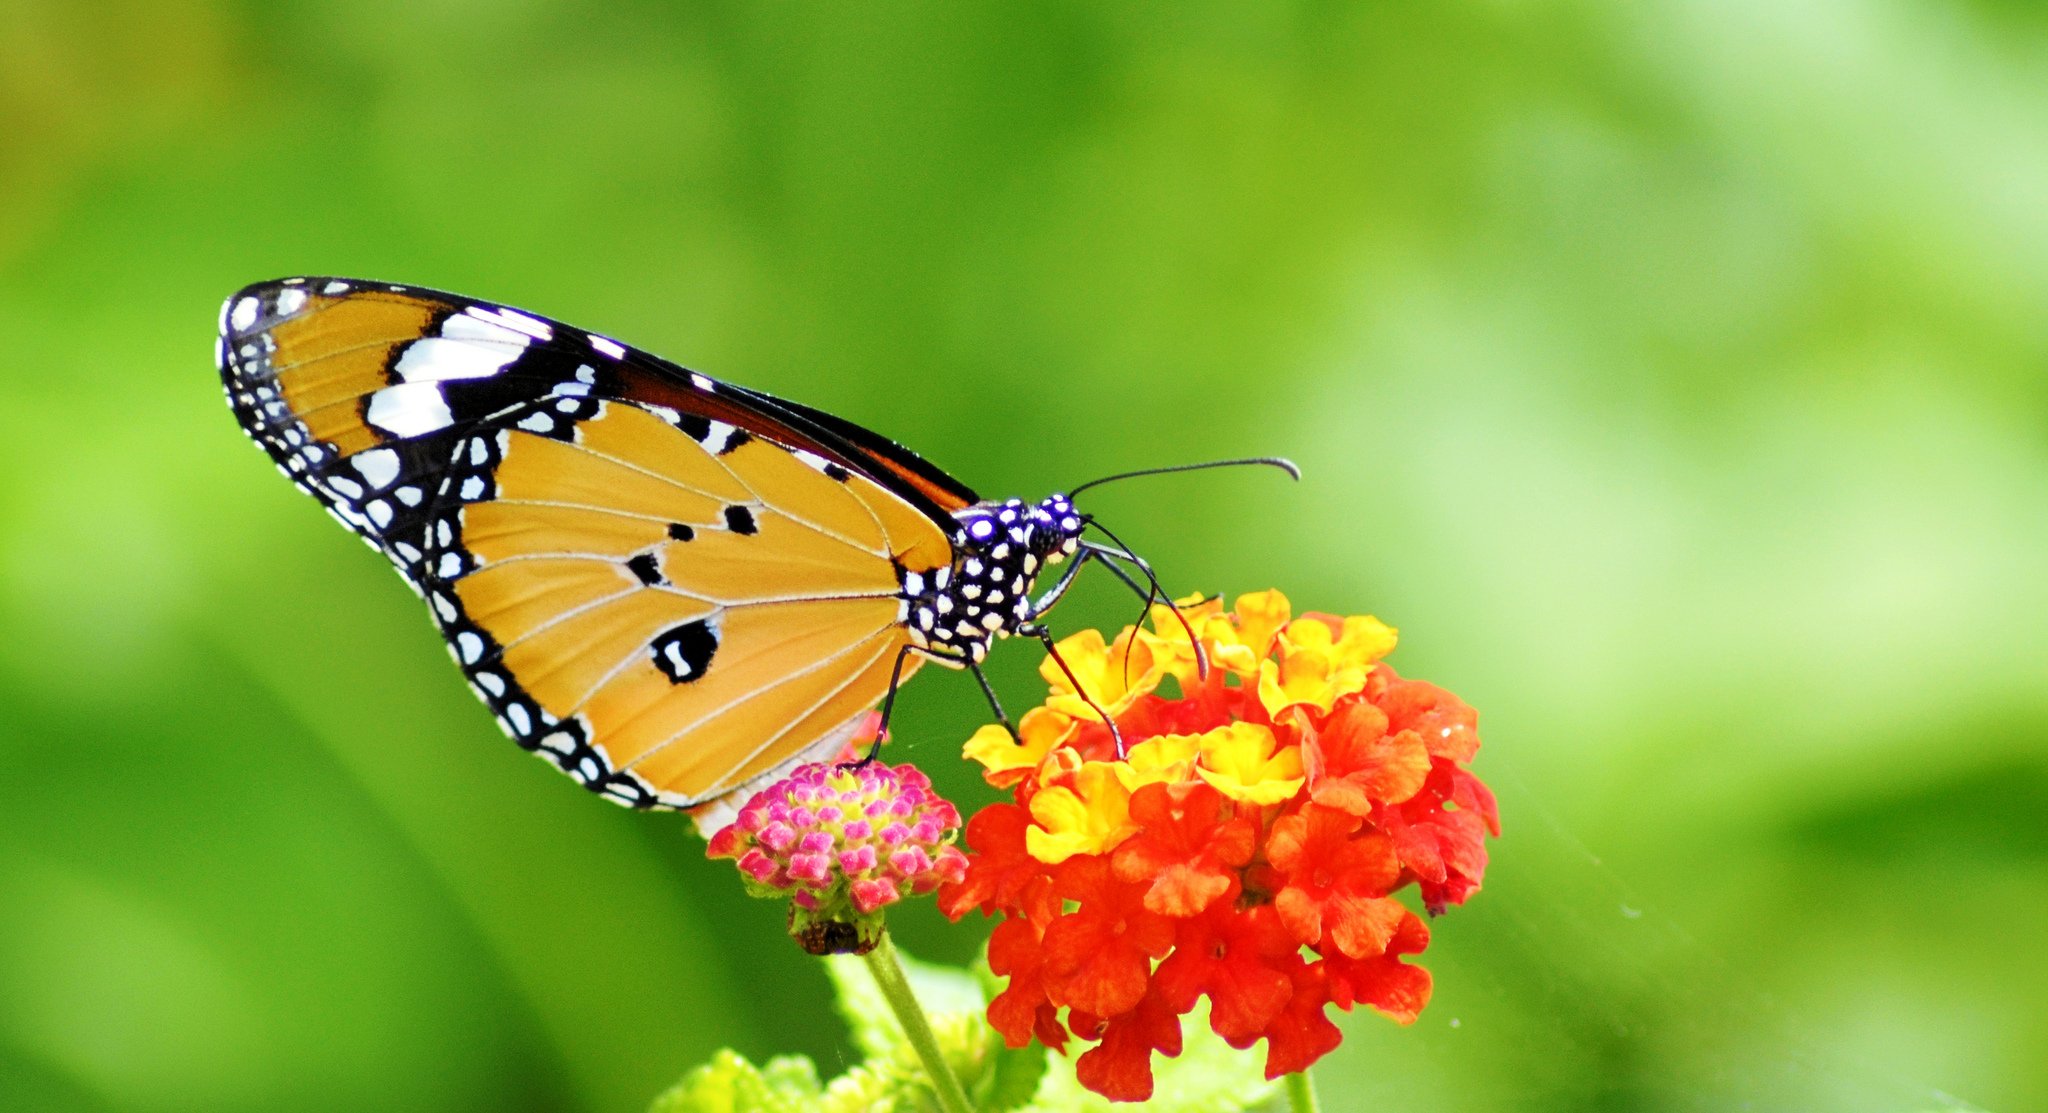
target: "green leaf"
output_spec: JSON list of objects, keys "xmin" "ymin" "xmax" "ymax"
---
[
  {"xmin": 647, "ymin": 1049, "xmax": 823, "ymax": 1113},
  {"xmin": 978, "ymin": 1034, "xmax": 1049, "ymax": 1112}
]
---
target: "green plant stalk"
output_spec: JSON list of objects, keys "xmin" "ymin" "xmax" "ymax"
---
[
  {"xmin": 1286, "ymin": 1069, "xmax": 1320, "ymax": 1113},
  {"xmin": 861, "ymin": 931, "xmax": 974, "ymax": 1113}
]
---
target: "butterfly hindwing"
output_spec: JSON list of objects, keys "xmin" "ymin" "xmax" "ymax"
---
[
  {"xmin": 219, "ymin": 277, "xmax": 954, "ymax": 808},
  {"xmin": 421, "ymin": 395, "xmax": 932, "ymax": 805}
]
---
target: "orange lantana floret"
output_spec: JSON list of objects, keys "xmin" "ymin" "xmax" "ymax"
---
[{"xmin": 938, "ymin": 590, "xmax": 1498, "ymax": 1102}]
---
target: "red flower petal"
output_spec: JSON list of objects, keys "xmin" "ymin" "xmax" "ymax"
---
[
  {"xmin": 1306, "ymin": 697, "xmax": 1432, "ymax": 814},
  {"xmin": 1260, "ymin": 962, "xmax": 1343, "ymax": 1078},
  {"xmin": 1378, "ymin": 668, "xmax": 1480, "ymax": 763},
  {"xmin": 986, "ymin": 916, "xmax": 1067, "ymax": 1052},
  {"xmin": 1073, "ymin": 989, "xmax": 1184, "ymax": 1103},
  {"xmin": 1153, "ymin": 903, "xmax": 1299, "ymax": 1046},
  {"xmin": 1384, "ymin": 765, "xmax": 1494, "ymax": 912},
  {"xmin": 1323, "ymin": 909, "xmax": 1433, "ymax": 1022},
  {"xmin": 1267, "ymin": 805, "xmax": 1403, "ymax": 955},
  {"xmin": 1042, "ymin": 858, "xmax": 1177, "ymax": 1017},
  {"xmin": 1111, "ymin": 782, "xmax": 1257, "ymax": 917},
  {"xmin": 937, "ymin": 803, "xmax": 1047, "ymax": 921}
]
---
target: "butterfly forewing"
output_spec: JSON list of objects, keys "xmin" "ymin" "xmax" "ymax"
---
[{"xmin": 218, "ymin": 278, "xmax": 954, "ymax": 808}]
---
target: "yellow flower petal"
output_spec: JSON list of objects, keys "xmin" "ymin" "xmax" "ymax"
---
[
  {"xmin": 1194, "ymin": 722, "xmax": 1305, "ymax": 805},
  {"xmin": 962, "ymin": 706, "xmax": 1075, "ymax": 780},
  {"xmin": 1039, "ymin": 626, "xmax": 1163, "ymax": 722},
  {"xmin": 1256, "ymin": 619, "xmax": 1373, "ymax": 717},
  {"xmin": 1147, "ymin": 597, "xmax": 1265, "ymax": 681},
  {"xmin": 1025, "ymin": 762, "xmax": 1136, "ymax": 862},
  {"xmin": 1332, "ymin": 614, "xmax": 1398, "ymax": 670},
  {"xmin": 1114, "ymin": 732, "xmax": 1202, "ymax": 792},
  {"xmin": 1232, "ymin": 590, "xmax": 1293, "ymax": 657}
]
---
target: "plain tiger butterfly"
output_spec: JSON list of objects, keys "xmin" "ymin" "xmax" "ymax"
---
[{"xmin": 217, "ymin": 277, "xmax": 1291, "ymax": 822}]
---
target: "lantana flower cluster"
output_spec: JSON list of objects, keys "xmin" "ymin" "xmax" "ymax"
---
[
  {"xmin": 708, "ymin": 750, "xmax": 968, "ymax": 955},
  {"xmin": 937, "ymin": 590, "xmax": 1498, "ymax": 1101}
]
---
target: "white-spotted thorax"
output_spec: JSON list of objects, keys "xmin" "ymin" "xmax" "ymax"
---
[{"xmin": 898, "ymin": 494, "xmax": 1084, "ymax": 665}]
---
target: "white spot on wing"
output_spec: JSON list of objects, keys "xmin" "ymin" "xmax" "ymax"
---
[
  {"xmin": 590, "ymin": 335, "xmax": 627, "ymax": 359},
  {"xmin": 366, "ymin": 383, "xmax": 454, "ymax": 436},
  {"xmin": 230, "ymin": 297, "xmax": 259, "ymax": 331},
  {"xmin": 353, "ymin": 447, "xmax": 401, "ymax": 489},
  {"xmin": 322, "ymin": 280, "xmax": 351, "ymax": 294},
  {"xmin": 274, "ymin": 287, "xmax": 308, "ymax": 315},
  {"xmin": 466, "ymin": 305, "xmax": 553, "ymax": 341},
  {"xmin": 392, "ymin": 336, "xmax": 520, "ymax": 383}
]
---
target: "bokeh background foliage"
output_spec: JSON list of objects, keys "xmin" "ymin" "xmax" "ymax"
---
[{"xmin": 0, "ymin": 1, "xmax": 2041, "ymax": 1110}]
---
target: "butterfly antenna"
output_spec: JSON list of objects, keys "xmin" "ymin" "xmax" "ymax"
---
[
  {"xmin": 1085, "ymin": 519, "xmax": 1208, "ymax": 682},
  {"xmin": 1123, "ymin": 574, "xmax": 1163, "ymax": 691},
  {"xmin": 1067, "ymin": 456, "xmax": 1299, "ymax": 499}
]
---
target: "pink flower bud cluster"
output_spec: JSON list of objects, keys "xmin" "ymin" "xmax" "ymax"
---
[{"xmin": 708, "ymin": 761, "xmax": 969, "ymax": 953}]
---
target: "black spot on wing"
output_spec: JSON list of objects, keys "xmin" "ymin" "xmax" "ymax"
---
[
  {"xmin": 651, "ymin": 619, "xmax": 718, "ymax": 683},
  {"xmin": 667, "ymin": 522, "xmax": 695, "ymax": 542},
  {"xmin": 674, "ymin": 412, "xmax": 712, "ymax": 441},
  {"xmin": 626, "ymin": 551, "xmax": 664, "ymax": 586},
  {"xmin": 723, "ymin": 506, "xmax": 757, "ymax": 535}
]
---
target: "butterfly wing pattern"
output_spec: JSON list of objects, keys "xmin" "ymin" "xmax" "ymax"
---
[{"xmin": 218, "ymin": 277, "xmax": 980, "ymax": 810}]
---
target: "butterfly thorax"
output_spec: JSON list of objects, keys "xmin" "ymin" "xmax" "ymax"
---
[{"xmin": 899, "ymin": 494, "xmax": 1083, "ymax": 665}]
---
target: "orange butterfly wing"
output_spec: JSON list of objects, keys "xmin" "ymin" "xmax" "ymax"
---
[{"xmin": 219, "ymin": 278, "xmax": 962, "ymax": 808}]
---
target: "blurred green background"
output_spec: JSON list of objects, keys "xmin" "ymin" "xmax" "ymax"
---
[{"xmin": 2, "ymin": 2, "xmax": 2043, "ymax": 1110}]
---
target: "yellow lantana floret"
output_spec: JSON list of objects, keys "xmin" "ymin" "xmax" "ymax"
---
[
  {"xmin": 1113, "ymin": 732, "xmax": 1202, "ymax": 792},
  {"xmin": 1040, "ymin": 627, "xmax": 1164, "ymax": 722},
  {"xmin": 1329, "ymin": 614, "xmax": 1398, "ymax": 669},
  {"xmin": 1256, "ymin": 614, "xmax": 1396, "ymax": 718},
  {"xmin": 1194, "ymin": 721, "xmax": 1304, "ymax": 805},
  {"xmin": 1026, "ymin": 762, "xmax": 1137, "ymax": 863},
  {"xmin": 962, "ymin": 706, "xmax": 1076, "ymax": 781},
  {"xmin": 1230, "ymin": 590, "xmax": 1293, "ymax": 660},
  {"xmin": 1141, "ymin": 595, "xmax": 1228, "ymax": 684}
]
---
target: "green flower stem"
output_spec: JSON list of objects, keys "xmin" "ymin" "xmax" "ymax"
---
[
  {"xmin": 861, "ymin": 931, "xmax": 973, "ymax": 1113},
  {"xmin": 1286, "ymin": 1069, "xmax": 1321, "ymax": 1113}
]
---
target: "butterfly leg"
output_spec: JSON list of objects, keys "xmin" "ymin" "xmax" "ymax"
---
[
  {"xmin": 864, "ymin": 643, "xmax": 926, "ymax": 765},
  {"xmin": 1024, "ymin": 544, "xmax": 1100, "ymax": 619},
  {"xmin": 966, "ymin": 660, "xmax": 1021, "ymax": 744},
  {"xmin": 865, "ymin": 641, "xmax": 1009, "ymax": 764},
  {"xmin": 1019, "ymin": 622, "xmax": 1128, "ymax": 756}
]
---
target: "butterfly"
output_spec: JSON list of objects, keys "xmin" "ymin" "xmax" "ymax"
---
[{"xmin": 217, "ymin": 277, "xmax": 1286, "ymax": 823}]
